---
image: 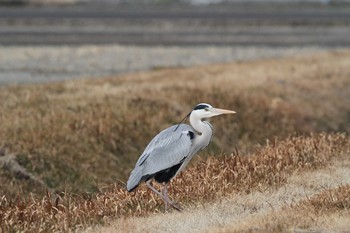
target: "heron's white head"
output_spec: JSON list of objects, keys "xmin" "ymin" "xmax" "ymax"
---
[
  {"xmin": 174, "ymin": 103, "xmax": 236, "ymax": 133},
  {"xmin": 191, "ymin": 103, "xmax": 236, "ymax": 119}
]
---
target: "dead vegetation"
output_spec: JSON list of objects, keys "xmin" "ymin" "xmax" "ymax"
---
[
  {"xmin": 0, "ymin": 50, "xmax": 350, "ymax": 232},
  {"xmin": 220, "ymin": 183, "xmax": 350, "ymax": 233},
  {"xmin": 0, "ymin": 133, "xmax": 349, "ymax": 232},
  {"xmin": 305, "ymin": 185, "xmax": 350, "ymax": 212},
  {"xmin": 0, "ymin": 148, "xmax": 48, "ymax": 190},
  {"xmin": 0, "ymin": 50, "xmax": 350, "ymax": 198},
  {"xmin": 100, "ymin": 156, "xmax": 350, "ymax": 233}
]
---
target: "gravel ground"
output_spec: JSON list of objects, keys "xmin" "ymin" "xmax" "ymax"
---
[{"xmin": 0, "ymin": 45, "xmax": 338, "ymax": 86}]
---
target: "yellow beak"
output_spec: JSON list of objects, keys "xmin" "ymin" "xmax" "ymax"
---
[{"xmin": 211, "ymin": 108, "xmax": 237, "ymax": 115}]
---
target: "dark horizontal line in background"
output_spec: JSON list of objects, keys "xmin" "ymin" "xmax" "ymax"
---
[
  {"xmin": 0, "ymin": 30, "xmax": 346, "ymax": 36},
  {"xmin": 1, "ymin": 36, "xmax": 348, "ymax": 47},
  {"xmin": 1, "ymin": 4, "xmax": 349, "ymax": 46},
  {"xmin": 0, "ymin": 8, "xmax": 350, "ymax": 20}
]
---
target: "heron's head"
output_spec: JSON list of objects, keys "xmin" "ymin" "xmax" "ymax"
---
[
  {"xmin": 191, "ymin": 103, "xmax": 236, "ymax": 119},
  {"xmin": 174, "ymin": 103, "xmax": 236, "ymax": 132}
]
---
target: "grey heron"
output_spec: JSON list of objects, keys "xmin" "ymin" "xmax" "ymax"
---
[{"xmin": 127, "ymin": 103, "xmax": 236, "ymax": 211}]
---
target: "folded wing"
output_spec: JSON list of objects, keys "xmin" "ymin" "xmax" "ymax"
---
[{"xmin": 127, "ymin": 124, "xmax": 194, "ymax": 191}]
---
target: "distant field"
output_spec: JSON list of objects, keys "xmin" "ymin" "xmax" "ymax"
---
[
  {"xmin": 1, "ymin": 1, "xmax": 350, "ymax": 46},
  {"xmin": 0, "ymin": 49, "xmax": 350, "ymax": 232}
]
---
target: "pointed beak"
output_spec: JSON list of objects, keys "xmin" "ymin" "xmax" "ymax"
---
[{"xmin": 211, "ymin": 108, "xmax": 236, "ymax": 115}]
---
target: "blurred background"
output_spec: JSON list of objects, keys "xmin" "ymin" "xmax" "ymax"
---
[
  {"xmin": 1, "ymin": 0, "xmax": 350, "ymax": 85},
  {"xmin": 1, "ymin": 2, "xmax": 350, "ymax": 228}
]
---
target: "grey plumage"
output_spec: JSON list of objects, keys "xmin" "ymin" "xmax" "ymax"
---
[
  {"xmin": 126, "ymin": 103, "xmax": 236, "ymax": 211},
  {"xmin": 127, "ymin": 124, "xmax": 197, "ymax": 192}
]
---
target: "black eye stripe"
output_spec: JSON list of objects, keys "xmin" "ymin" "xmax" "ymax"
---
[{"xmin": 193, "ymin": 104, "xmax": 209, "ymax": 110}]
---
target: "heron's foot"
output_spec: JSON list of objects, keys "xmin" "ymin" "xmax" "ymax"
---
[
  {"xmin": 163, "ymin": 200, "xmax": 182, "ymax": 212},
  {"xmin": 170, "ymin": 202, "xmax": 183, "ymax": 212}
]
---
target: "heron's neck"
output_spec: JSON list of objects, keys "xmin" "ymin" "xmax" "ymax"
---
[
  {"xmin": 189, "ymin": 113, "xmax": 213, "ymax": 151},
  {"xmin": 189, "ymin": 113, "xmax": 212, "ymax": 137}
]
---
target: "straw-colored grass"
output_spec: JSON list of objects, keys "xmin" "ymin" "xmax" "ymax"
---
[
  {"xmin": 212, "ymin": 181, "xmax": 350, "ymax": 233},
  {"xmin": 1, "ymin": 50, "xmax": 350, "ymax": 198},
  {"xmin": 1, "ymin": 133, "xmax": 349, "ymax": 232},
  {"xmin": 0, "ymin": 50, "xmax": 350, "ymax": 232},
  {"xmin": 96, "ymin": 151, "xmax": 350, "ymax": 233}
]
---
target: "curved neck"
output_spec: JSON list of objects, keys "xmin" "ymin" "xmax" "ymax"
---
[
  {"xmin": 176, "ymin": 112, "xmax": 213, "ymax": 174},
  {"xmin": 189, "ymin": 112, "xmax": 212, "ymax": 137}
]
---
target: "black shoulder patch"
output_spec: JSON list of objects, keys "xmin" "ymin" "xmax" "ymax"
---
[
  {"xmin": 187, "ymin": 131, "xmax": 195, "ymax": 140},
  {"xmin": 193, "ymin": 104, "xmax": 209, "ymax": 110}
]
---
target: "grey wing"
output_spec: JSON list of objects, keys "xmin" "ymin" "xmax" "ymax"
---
[{"xmin": 127, "ymin": 124, "xmax": 194, "ymax": 191}]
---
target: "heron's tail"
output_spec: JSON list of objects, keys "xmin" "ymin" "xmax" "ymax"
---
[{"xmin": 126, "ymin": 167, "xmax": 143, "ymax": 192}]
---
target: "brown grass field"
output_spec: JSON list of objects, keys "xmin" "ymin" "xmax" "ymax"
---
[{"xmin": 1, "ymin": 50, "xmax": 350, "ymax": 232}]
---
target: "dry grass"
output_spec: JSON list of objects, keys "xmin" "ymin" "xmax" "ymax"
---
[
  {"xmin": 1, "ymin": 133, "xmax": 349, "ymax": 232},
  {"xmin": 305, "ymin": 185, "xmax": 350, "ymax": 212},
  {"xmin": 0, "ymin": 50, "xmax": 350, "ymax": 232},
  {"xmin": 99, "ymin": 154, "xmax": 350, "ymax": 233},
  {"xmin": 274, "ymin": 184, "xmax": 350, "ymax": 232},
  {"xmin": 0, "ymin": 50, "xmax": 350, "ymax": 198},
  {"xmin": 219, "ymin": 185, "xmax": 350, "ymax": 233}
]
